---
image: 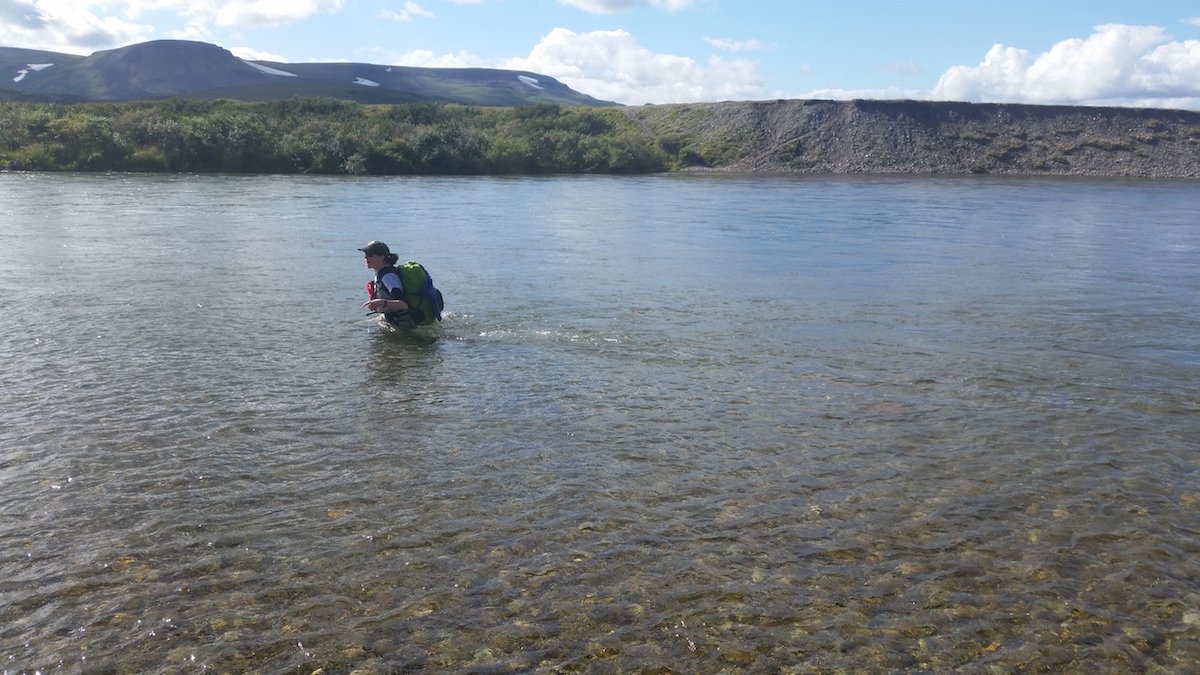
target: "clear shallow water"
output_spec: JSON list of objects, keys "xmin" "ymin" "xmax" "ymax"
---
[{"xmin": 1, "ymin": 173, "xmax": 1199, "ymax": 674}]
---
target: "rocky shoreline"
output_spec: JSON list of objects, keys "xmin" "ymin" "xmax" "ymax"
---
[{"xmin": 626, "ymin": 99, "xmax": 1200, "ymax": 178}]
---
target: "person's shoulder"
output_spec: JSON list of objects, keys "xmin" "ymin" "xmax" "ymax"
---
[{"xmin": 379, "ymin": 267, "xmax": 403, "ymax": 286}]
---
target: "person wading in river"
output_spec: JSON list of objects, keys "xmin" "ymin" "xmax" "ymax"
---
[{"xmin": 361, "ymin": 241, "xmax": 416, "ymax": 330}]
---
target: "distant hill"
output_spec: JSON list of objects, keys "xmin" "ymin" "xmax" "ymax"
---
[
  {"xmin": 4, "ymin": 66, "xmax": 1198, "ymax": 177},
  {"xmin": 0, "ymin": 40, "xmax": 616, "ymax": 107}
]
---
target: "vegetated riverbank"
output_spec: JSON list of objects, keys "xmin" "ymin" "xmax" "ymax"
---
[
  {"xmin": 0, "ymin": 99, "xmax": 664, "ymax": 174},
  {"xmin": 627, "ymin": 99, "xmax": 1200, "ymax": 178},
  {"xmin": 2, "ymin": 97, "xmax": 1198, "ymax": 177}
]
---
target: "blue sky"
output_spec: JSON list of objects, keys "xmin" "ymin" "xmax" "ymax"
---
[{"xmin": 3, "ymin": 0, "xmax": 1200, "ymax": 108}]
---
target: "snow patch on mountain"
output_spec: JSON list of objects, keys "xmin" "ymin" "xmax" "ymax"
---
[
  {"xmin": 244, "ymin": 61, "xmax": 297, "ymax": 77},
  {"xmin": 13, "ymin": 63, "xmax": 53, "ymax": 83}
]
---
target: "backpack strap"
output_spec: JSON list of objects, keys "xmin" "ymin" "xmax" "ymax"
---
[{"xmin": 375, "ymin": 265, "xmax": 403, "ymax": 296}]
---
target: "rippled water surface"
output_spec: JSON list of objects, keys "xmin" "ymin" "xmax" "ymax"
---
[{"xmin": 2, "ymin": 173, "xmax": 1199, "ymax": 674}]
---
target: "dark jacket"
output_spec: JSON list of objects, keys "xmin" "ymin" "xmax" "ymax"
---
[{"xmin": 372, "ymin": 265, "xmax": 415, "ymax": 329}]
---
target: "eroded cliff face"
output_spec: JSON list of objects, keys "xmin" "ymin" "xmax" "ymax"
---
[{"xmin": 626, "ymin": 99, "xmax": 1200, "ymax": 178}]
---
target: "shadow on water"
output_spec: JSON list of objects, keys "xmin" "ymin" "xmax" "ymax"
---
[
  {"xmin": 367, "ymin": 324, "xmax": 442, "ymax": 374},
  {"xmin": 362, "ymin": 323, "xmax": 450, "ymax": 421}
]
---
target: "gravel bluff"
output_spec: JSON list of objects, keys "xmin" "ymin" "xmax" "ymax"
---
[{"xmin": 627, "ymin": 99, "xmax": 1200, "ymax": 178}]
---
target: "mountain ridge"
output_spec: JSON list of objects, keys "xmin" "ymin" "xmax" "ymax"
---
[{"xmin": 0, "ymin": 39, "xmax": 615, "ymax": 107}]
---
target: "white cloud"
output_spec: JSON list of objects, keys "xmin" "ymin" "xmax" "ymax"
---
[
  {"xmin": 214, "ymin": 0, "xmax": 343, "ymax": 27},
  {"xmin": 0, "ymin": 0, "xmax": 152, "ymax": 53},
  {"xmin": 704, "ymin": 37, "xmax": 765, "ymax": 52},
  {"xmin": 389, "ymin": 27, "xmax": 772, "ymax": 104},
  {"xmin": 800, "ymin": 86, "xmax": 926, "ymax": 102},
  {"xmin": 390, "ymin": 49, "xmax": 486, "ymax": 68},
  {"xmin": 878, "ymin": 59, "xmax": 923, "ymax": 77},
  {"xmin": 1185, "ymin": 17, "xmax": 1200, "ymax": 27},
  {"xmin": 504, "ymin": 27, "xmax": 774, "ymax": 104},
  {"xmin": 166, "ymin": 23, "xmax": 212, "ymax": 41},
  {"xmin": 114, "ymin": 0, "xmax": 344, "ymax": 26},
  {"xmin": 557, "ymin": 0, "xmax": 694, "ymax": 15},
  {"xmin": 230, "ymin": 45, "xmax": 286, "ymax": 61},
  {"xmin": 557, "ymin": 0, "xmax": 637, "ymax": 14},
  {"xmin": 933, "ymin": 23, "xmax": 1200, "ymax": 109},
  {"xmin": 382, "ymin": 1, "xmax": 433, "ymax": 21},
  {"xmin": 120, "ymin": 0, "xmax": 185, "ymax": 19}
]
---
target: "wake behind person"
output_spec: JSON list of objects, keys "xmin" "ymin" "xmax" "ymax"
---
[{"xmin": 360, "ymin": 240, "xmax": 445, "ymax": 330}]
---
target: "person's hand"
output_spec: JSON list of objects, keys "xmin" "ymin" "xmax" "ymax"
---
[{"xmin": 365, "ymin": 299, "xmax": 388, "ymax": 312}]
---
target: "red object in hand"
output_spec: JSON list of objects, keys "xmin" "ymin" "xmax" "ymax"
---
[{"xmin": 366, "ymin": 280, "xmax": 375, "ymax": 299}]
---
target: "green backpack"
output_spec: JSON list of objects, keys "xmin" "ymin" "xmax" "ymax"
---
[{"xmin": 395, "ymin": 261, "xmax": 445, "ymax": 326}]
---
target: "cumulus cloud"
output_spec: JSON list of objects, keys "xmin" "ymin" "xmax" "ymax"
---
[
  {"xmin": 557, "ymin": 0, "xmax": 694, "ymax": 15},
  {"xmin": 650, "ymin": 0, "xmax": 693, "ymax": 9},
  {"xmin": 382, "ymin": 1, "xmax": 433, "ymax": 22},
  {"xmin": 801, "ymin": 85, "xmax": 926, "ymax": 102},
  {"xmin": 703, "ymin": 37, "xmax": 765, "ymax": 52},
  {"xmin": 0, "ymin": 0, "xmax": 151, "ymax": 53},
  {"xmin": 878, "ymin": 59, "xmax": 923, "ymax": 77},
  {"xmin": 112, "ymin": 0, "xmax": 345, "ymax": 27},
  {"xmin": 391, "ymin": 27, "xmax": 772, "ymax": 103},
  {"xmin": 165, "ymin": 22, "xmax": 212, "ymax": 41},
  {"xmin": 503, "ymin": 27, "xmax": 773, "ymax": 104},
  {"xmin": 0, "ymin": 0, "xmax": 348, "ymax": 53},
  {"xmin": 390, "ymin": 49, "xmax": 486, "ymax": 68},
  {"xmin": 230, "ymin": 45, "xmax": 286, "ymax": 61},
  {"xmin": 933, "ymin": 23, "xmax": 1200, "ymax": 109},
  {"xmin": 215, "ymin": 0, "xmax": 343, "ymax": 27}
]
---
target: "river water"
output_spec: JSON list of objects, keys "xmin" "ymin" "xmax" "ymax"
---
[{"xmin": 1, "ymin": 173, "xmax": 1199, "ymax": 674}]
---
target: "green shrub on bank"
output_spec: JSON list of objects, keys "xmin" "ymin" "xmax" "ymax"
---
[{"xmin": 0, "ymin": 98, "xmax": 668, "ymax": 175}]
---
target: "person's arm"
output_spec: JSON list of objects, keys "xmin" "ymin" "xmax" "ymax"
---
[
  {"xmin": 370, "ymin": 297, "xmax": 409, "ymax": 313},
  {"xmin": 371, "ymin": 272, "xmax": 409, "ymax": 313}
]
